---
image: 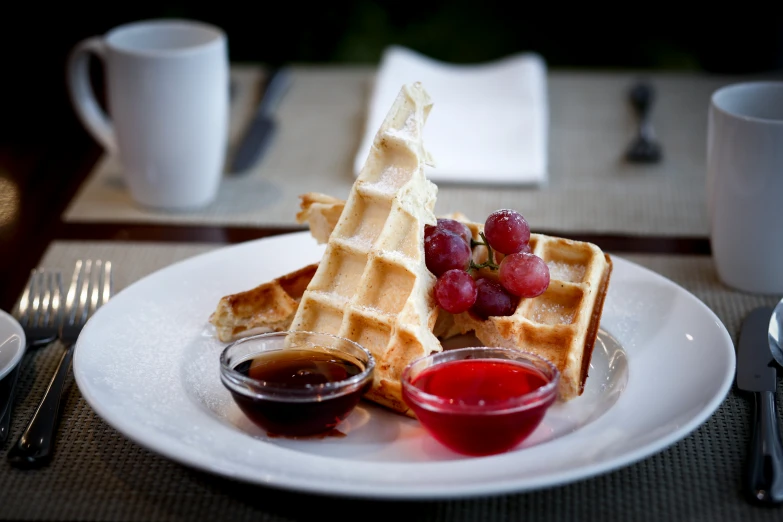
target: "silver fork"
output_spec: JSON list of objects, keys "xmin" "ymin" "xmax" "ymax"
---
[
  {"xmin": 7, "ymin": 260, "xmax": 112, "ymax": 467},
  {"xmin": 0, "ymin": 269, "xmax": 63, "ymax": 444}
]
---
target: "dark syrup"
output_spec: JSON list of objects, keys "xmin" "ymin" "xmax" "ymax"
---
[{"xmin": 231, "ymin": 349, "xmax": 369, "ymax": 437}]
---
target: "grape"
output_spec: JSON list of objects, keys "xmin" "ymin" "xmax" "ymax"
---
[
  {"xmin": 470, "ymin": 278, "xmax": 518, "ymax": 319},
  {"xmin": 424, "ymin": 224, "xmax": 438, "ymax": 242},
  {"xmin": 434, "ymin": 270, "xmax": 478, "ymax": 314},
  {"xmin": 484, "ymin": 209, "xmax": 531, "ymax": 254},
  {"xmin": 436, "ymin": 218, "xmax": 472, "ymax": 245},
  {"xmin": 498, "ymin": 253, "xmax": 550, "ymax": 298},
  {"xmin": 425, "ymin": 228, "xmax": 472, "ymax": 276},
  {"xmin": 425, "ymin": 219, "xmax": 472, "ymax": 247}
]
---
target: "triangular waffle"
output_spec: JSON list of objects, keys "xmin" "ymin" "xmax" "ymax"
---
[{"xmin": 287, "ymin": 83, "xmax": 442, "ymax": 415}]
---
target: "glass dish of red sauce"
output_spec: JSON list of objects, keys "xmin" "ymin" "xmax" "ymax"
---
[
  {"xmin": 401, "ymin": 347, "xmax": 559, "ymax": 456},
  {"xmin": 220, "ymin": 331, "xmax": 375, "ymax": 437}
]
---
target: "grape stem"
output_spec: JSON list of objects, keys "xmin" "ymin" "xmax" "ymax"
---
[{"xmin": 468, "ymin": 232, "xmax": 500, "ymax": 273}]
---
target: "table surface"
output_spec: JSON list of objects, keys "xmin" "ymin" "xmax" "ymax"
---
[
  {"xmin": 1, "ymin": 63, "xmax": 782, "ymax": 521},
  {"xmin": 61, "ymin": 65, "xmax": 733, "ymax": 237}
]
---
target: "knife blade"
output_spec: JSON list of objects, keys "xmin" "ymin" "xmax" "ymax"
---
[
  {"xmin": 230, "ymin": 67, "xmax": 292, "ymax": 174},
  {"xmin": 737, "ymin": 307, "xmax": 776, "ymax": 392},
  {"xmin": 736, "ymin": 306, "xmax": 783, "ymax": 504}
]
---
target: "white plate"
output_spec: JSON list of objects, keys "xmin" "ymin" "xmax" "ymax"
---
[
  {"xmin": 73, "ymin": 232, "xmax": 735, "ymax": 499},
  {"xmin": 0, "ymin": 309, "xmax": 25, "ymax": 380}
]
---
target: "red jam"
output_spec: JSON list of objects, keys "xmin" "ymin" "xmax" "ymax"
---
[{"xmin": 403, "ymin": 358, "xmax": 555, "ymax": 456}]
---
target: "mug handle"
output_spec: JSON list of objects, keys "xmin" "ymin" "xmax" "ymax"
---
[{"xmin": 66, "ymin": 37, "xmax": 117, "ymax": 152}]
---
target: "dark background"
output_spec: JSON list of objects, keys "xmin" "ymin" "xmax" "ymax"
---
[
  {"xmin": 1, "ymin": 2, "xmax": 783, "ymax": 142},
  {"xmin": 0, "ymin": 2, "xmax": 781, "ymax": 309}
]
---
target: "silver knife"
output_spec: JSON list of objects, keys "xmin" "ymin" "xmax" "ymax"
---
[
  {"xmin": 230, "ymin": 67, "xmax": 292, "ymax": 174},
  {"xmin": 736, "ymin": 306, "xmax": 783, "ymax": 504}
]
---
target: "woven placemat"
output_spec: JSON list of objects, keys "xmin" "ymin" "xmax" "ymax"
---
[
  {"xmin": 1, "ymin": 241, "xmax": 782, "ymax": 522},
  {"xmin": 62, "ymin": 66, "xmax": 749, "ymax": 236}
]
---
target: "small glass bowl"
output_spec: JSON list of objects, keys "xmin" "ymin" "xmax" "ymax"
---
[
  {"xmin": 401, "ymin": 346, "xmax": 559, "ymax": 456},
  {"xmin": 220, "ymin": 331, "xmax": 375, "ymax": 437}
]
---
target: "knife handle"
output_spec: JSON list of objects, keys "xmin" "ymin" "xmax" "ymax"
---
[{"xmin": 747, "ymin": 390, "xmax": 783, "ymax": 504}]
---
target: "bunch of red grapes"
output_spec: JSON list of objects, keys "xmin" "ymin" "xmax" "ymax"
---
[{"xmin": 424, "ymin": 209, "xmax": 550, "ymax": 319}]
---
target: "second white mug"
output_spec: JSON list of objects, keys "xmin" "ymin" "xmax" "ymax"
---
[
  {"xmin": 67, "ymin": 19, "xmax": 229, "ymax": 210},
  {"xmin": 707, "ymin": 81, "xmax": 783, "ymax": 294}
]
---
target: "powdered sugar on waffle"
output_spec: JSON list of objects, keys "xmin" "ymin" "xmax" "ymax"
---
[{"xmin": 288, "ymin": 83, "xmax": 442, "ymax": 415}]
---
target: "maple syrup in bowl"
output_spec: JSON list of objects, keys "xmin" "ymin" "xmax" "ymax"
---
[
  {"xmin": 401, "ymin": 347, "xmax": 559, "ymax": 456},
  {"xmin": 220, "ymin": 331, "xmax": 375, "ymax": 437}
]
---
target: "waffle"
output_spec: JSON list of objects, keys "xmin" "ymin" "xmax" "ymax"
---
[
  {"xmin": 298, "ymin": 197, "xmax": 612, "ymax": 400},
  {"xmin": 209, "ymin": 263, "xmax": 318, "ymax": 342},
  {"xmin": 445, "ymin": 223, "xmax": 612, "ymax": 400},
  {"xmin": 214, "ymin": 193, "xmax": 612, "ymax": 401},
  {"xmin": 295, "ymin": 192, "xmax": 344, "ymax": 244},
  {"xmin": 287, "ymin": 82, "xmax": 442, "ymax": 415}
]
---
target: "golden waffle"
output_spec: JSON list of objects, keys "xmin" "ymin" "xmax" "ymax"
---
[
  {"xmin": 209, "ymin": 263, "xmax": 318, "ymax": 342},
  {"xmin": 297, "ymin": 195, "xmax": 611, "ymax": 401},
  {"xmin": 448, "ymin": 223, "xmax": 612, "ymax": 400},
  {"xmin": 295, "ymin": 192, "xmax": 344, "ymax": 244},
  {"xmin": 287, "ymin": 83, "xmax": 442, "ymax": 415}
]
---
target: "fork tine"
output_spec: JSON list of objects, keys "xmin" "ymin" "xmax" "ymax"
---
[
  {"xmin": 36, "ymin": 271, "xmax": 53, "ymax": 329},
  {"xmin": 55, "ymin": 259, "xmax": 113, "ymax": 332},
  {"xmin": 48, "ymin": 272, "xmax": 63, "ymax": 327},
  {"xmin": 64, "ymin": 260, "xmax": 83, "ymax": 328},
  {"xmin": 89, "ymin": 260, "xmax": 101, "ymax": 316},
  {"xmin": 92, "ymin": 260, "xmax": 112, "ymax": 311},
  {"xmin": 29, "ymin": 270, "xmax": 44, "ymax": 328},
  {"xmin": 77, "ymin": 260, "xmax": 93, "ymax": 325},
  {"xmin": 101, "ymin": 261, "xmax": 113, "ymax": 306},
  {"xmin": 15, "ymin": 269, "xmax": 36, "ymax": 326}
]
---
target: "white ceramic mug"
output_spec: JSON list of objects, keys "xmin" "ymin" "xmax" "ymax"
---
[
  {"xmin": 67, "ymin": 19, "xmax": 229, "ymax": 210},
  {"xmin": 707, "ymin": 81, "xmax": 783, "ymax": 294}
]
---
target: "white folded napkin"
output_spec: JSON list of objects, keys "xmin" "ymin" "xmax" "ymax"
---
[{"xmin": 354, "ymin": 45, "xmax": 548, "ymax": 185}]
